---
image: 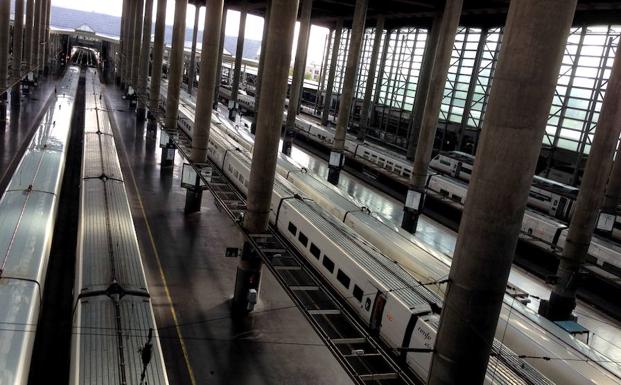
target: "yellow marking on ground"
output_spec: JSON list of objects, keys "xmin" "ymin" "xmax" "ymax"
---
[{"xmin": 105, "ymin": 91, "xmax": 198, "ymax": 385}]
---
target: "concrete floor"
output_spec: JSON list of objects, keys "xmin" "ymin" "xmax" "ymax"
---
[{"xmin": 105, "ymin": 86, "xmax": 355, "ymax": 385}]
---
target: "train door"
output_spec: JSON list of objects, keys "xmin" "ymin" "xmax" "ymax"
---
[
  {"xmin": 556, "ymin": 197, "xmax": 567, "ymax": 220},
  {"xmin": 369, "ymin": 291, "xmax": 387, "ymax": 333},
  {"xmin": 454, "ymin": 161, "xmax": 462, "ymax": 179}
]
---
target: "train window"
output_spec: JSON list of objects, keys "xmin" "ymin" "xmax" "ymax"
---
[
  {"xmin": 336, "ymin": 270, "xmax": 350, "ymax": 289},
  {"xmin": 288, "ymin": 222, "xmax": 297, "ymax": 235},
  {"xmin": 310, "ymin": 243, "xmax": 321, "ymax": 259},
  {"xmin": 298, "ymin": 232, "xmax": 308, "ymax": 247},
  {"xmin": 353, "ymin": 285, "xmax": 363, "ymax": 302},
  {"xmin": 322, "ymin": 256, "xmax": 335, "ymax": 273}
]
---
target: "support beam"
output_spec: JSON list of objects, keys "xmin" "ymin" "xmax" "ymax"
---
[
  {"xmin": 118, "ymin": 0, "xmax": 128, "ymax": 85},
  {"xmin": 148, "ymin": 0, "xmax": 167, "ymax": 130},
  {"xmin": 11, "ymin": 0, "xmax": 25, "ymax": 107},
  {"xmin": 315, "ymin": 29, "xmax": 332, "ymax": 115},
  {"xmin": 186, "ymin": 0, "xmax": 225, "ymax": 213},
  {"xmin": 24, "ymin": 0, "xmax": 35, "ymax": 72},
  {"xmin": 229, "ymin": 6, "xmax": 247, "ymax": 121},
  {"xmin": 401, "ymin": 0, "xmax": 463, "ymax": 233},
  {"xmin": 233, "ymin": 0, "xmax": 299, "ymax": 314},
  {"xmin": 163, "ymin": 0, "xmax": 188, "ymax": 166},
  {"xmin": 213, "ymin": 5, "xmax": 227, "ymax": 109},
  {"xmin": 540, "ymin": 37, "xmax": 621, "ymax": 321},
  {"xmin": 357, "ymin": 16, "xmax": 384, "ymax": 142},
  {"xmin": 321, "ymin": 19, "xmax": 343, "ymax": 127},
  {"xmin": 130, "ymin": 0, "xmax": 144, "ymax": 91},
  {"xmin": 427, "ymin": 1, "xmax": 577, "ymax": 384},
  {"xmin": 251, "ymin": 0, "xmax": 270, "ymax": 134},
  {"xmin": 121, "ymin": 0, "xmax": 131, "ymax": 88},
  {"xmin": 282, "ymin": 0, "xmax": 313, "ymax": 155},
  {"xmin": 187, "ymin": 4, "xmax": 201, "ymax": 95},
  {"xmin": 137, "ymin": 0, "xmax": 153, "ymax": 120},
  {"xmin": 406, "ymin": 13, "xmax": 441, "ymax": 160},
  {"xmin": 328, "ymin": 0, "xmax": 368, "ymax": 185},
  {"xmin": 37, "ymin": 0, "xmax": 46, "ymax": 75},
  {"xmin": 126, "ymin": 0, "xmax": 137, "ymax": 89}
]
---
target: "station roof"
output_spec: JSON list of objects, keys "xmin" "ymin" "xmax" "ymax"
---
[{"xmin": 226, "ymin": 0, "xmax": 621, "ymax": 29}]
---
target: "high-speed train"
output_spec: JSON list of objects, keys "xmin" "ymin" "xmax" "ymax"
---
[
  {"xmin": 157, "ymin": 83, "xmax": 621, "ymax": 385},
  {"xmin": 69, "ymin": 69, "xmax": 169, "ymax": 385},
  {"xmin": 0, "ymin": 66, "xmax": 80, "ymax": 385}
]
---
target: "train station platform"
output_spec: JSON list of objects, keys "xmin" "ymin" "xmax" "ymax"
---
[{"xmin": 104, "ymin": 86, "xmax": 355, "ymax": 385}]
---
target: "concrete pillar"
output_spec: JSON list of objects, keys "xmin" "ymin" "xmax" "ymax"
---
[
  {"xmin": 24, "ymin": 0, "xmax": 35, "ymax": 72},
  {"xmin": 148, "ymin": 0, "xmax": 167, "ymax": 130},
  {"xmin": 137, "ymin": 0, "xmax": 153, "ymax": 120},
  {"xmin": 315, "ymin": 29, "xmax": 332, "ymax": 115},
  {"xmin": 321, "ymin": 19, "xmax": 343, "ymax": 127},
  {"xmin": 36, "ymin": 0, "xmax": 46, "ymax": 74},
  {"xmin": 43, "ymin": 0, "xmax": 51, "ymax": 74},
  {"xmin": 121, "ymin": 0, "xmax": 131, "ymax": 87},
  {"xmin": 426, "ymin": 1, "xmax": 576, "ymax": 384},
  {"xmin": 406, "ymin": 14, "xmax": 441, "ymax": 160},
  {"xmin": 11, "ymin": 0, "xmax": 25, "ymax": 107},
  {"xmin": 32, "ymin": 0, "xmax": 42, "ymax": 75},
  {"xmin": 212, "ymin": 6, "xmax": 227, "ymax": 109},
  {"xmin": 356, "ymin": 16, "xmax": 383, "ymax": 141},
  {"xmin": 251, "ymin": 1, "xmax": 270, "ymax": 134},
  {"xmin": 282, "ymin": 0, "xmax": 313, "ymax": 155},
  {"xmin": 229, "ymin": 6, "xmax": 246, "ymax": 121},
  {"xmin": 0, "ymin": 0, "xmax": 10, "ymax": 91},
  {"xmin": 327, "ymin": 0, "xmax": 368, "ymax": 186},
  {"xmin": 118, "ymin": 0, "xmax": 127, "ymax": 84},
  {"xmin": 233, "ymin": 0, "xmax": 299, "ymax": 314},
  {"xmin": 602, "ymin": 141, "xmax": 621, "ymax": 220},
  {"xmin": 540, "ymin": 38, "xmax": 621, "ymax": 321},
  {"xmin": 185, "ymin": 0, "xmax": 225, "ymax": 213},
  {"xmin": 162, "ymin": 0, "xmax": 188, "ymax": 166},
  {"xmin": 401, "ymin": 0, "xmax": 463, "ymax": 233},
  {"xmin": 126, "ymin": 0, "xmax": 137, "ymax": 89},
  {"xmin": 187, "ymin": 4, "xmax": 201, "ymax": 96},
  {"xmin": 130, "ymin": 0, "xmax": 144, "ymax": 91}
]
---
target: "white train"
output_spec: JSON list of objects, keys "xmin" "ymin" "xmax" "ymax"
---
[
  {"xmin": 69, "ymin": 69, "xmax": 169, "ymax": 385},
  {"xmin": 158, "ymin": 83, "xmax": 621, "ymax": 385},
  {"xmin": 0, "ymin": 66, "xmax": 80, "ymax": 385}
]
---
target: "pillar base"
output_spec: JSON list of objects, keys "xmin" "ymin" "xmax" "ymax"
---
[
  {"xmin": 10, "ymin": 87, "xmax": 21, "ymax": 110},
  {"xmin": 228, "ymin": 108, "xmax": 237, "ymax": 122},
  {"xmin": 147, "ymin": 119, "xmax": 158, "ymax": 137},
  {"xmin": 136, "ymin": 107, "xmax": 147, "ymax": 122},
  {"xmin": 213, "ymin": 101, "xmax": 219, "ymax": 110},
  {"xmin": 401, "ymin": 207, "xmax": 421, "ymax": 234},
  {"xmin": 250, "ymin": 122, "xmax": 257, "ymax": 135},
  {"xmin": 232, "ymin": 242, "xmax": 262, "ymax": 315},
  {"xmin": 538, "ymin": 292, "xmax": 577, "ymax": 322},
  {"xmin": 282, "ymin": 135, "xmax": 293, "ymax": 156},
  {"xmin": 327, "ymin": 165, "xmax": 341, "ymax": 185},
  {"xmin": 160, "ymin": 145, "xmax": 176, "ymax": 167},
  {"xmin": 184, "ymin": 187, "xmax": 203, "ymax": 213}
]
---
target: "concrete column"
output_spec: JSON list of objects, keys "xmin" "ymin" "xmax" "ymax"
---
[
  {"xmin": 282, "ymin": 0, "xmax": 313, "ymax": 155},
  {"xmin": 32, "ymin": 0, "xmax": 42, "ymax": 75},
  {"xmin": 602, "ymin": 141, "xmax": 621, "ymax": 220},
  {"xmin": 162, "ymin": 0, "xmax": 188, "ymax": 166},
  {"xmin": 233, "ymin": 0, "xmax": 299, "ymax": 314},
  {"xmin": 130, "ymin": 0, "xmax": 144, "ymax": 91},
  {"xmin": 187, "ymin": 4, "xmax": 201, "ymax": 95},
  {"xmin": 406, "ymin": 13, "xmax": 441, "ymax": 160},
  {"xmin": 24, "ymin": 0, "xmax": 35, "ymax": 72},
  {"xmin": 327, "ymin": 0, "xmax": 368, "ymax": 185},
  {"xmin": 148, "ymin": 0, "xmax": 167, "ymax": 130},
  {"xmin": 185, "ymin": 0, "xmax": 225, "ymax": 213},
  {"xmin": 43, "ymin": 0, "xmax": 51, "ymax": 74},
  {"xmin": 137, "ymin": 0, "xmax": 153, "ymax": 120},
  {"xmin": 540, "ymin": 38, "xmax": 621, "ymax": 321},
  {"xmin": 11, "ymin": 0, "xmax": 25, "ymax": 107},
  {"xmin": 212, "ymin": 5, "xmax": 227, "ymax": 109},
  {"xmin": 229, "ymin": 6, "xmax": 247, "ymax": 121},
  {"xmin": 118, "ymin": 0, "xmax": 127, "ymax": 84},
  {"xmin": 315, "ymin": 29, "xmax": 332, "ymax": 115},
  {"xmin": 401, "ymin": 0, "xmax": 463, "ymax": 233},
  {"xmin": 426, "ymin": 2, "xmax": 576, "ymax": 384},
  {"xmin": 121, "ymin": 0, "xmax": 131, "ymax": 87},
  {"xmin": 321, "ymin": 19, "xmax": 343, "ymax": 126},
  {"xmin": 36, "ymin": 0, "xmax": 46, "ymax": 74},
  {"xmin": 357, "ymin": 16, "xmax": 384, "ymax": 141},
  {"xmin": 126, "ymin": 0, "xmax": 137, "ymax": 89},
  {"xmin": 0, "ymin": 0, "xmax": 11, "ymax": 91},
  {"xmin": 250, "ymin": 1, "xmax": 270, "ymax": 133}
]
